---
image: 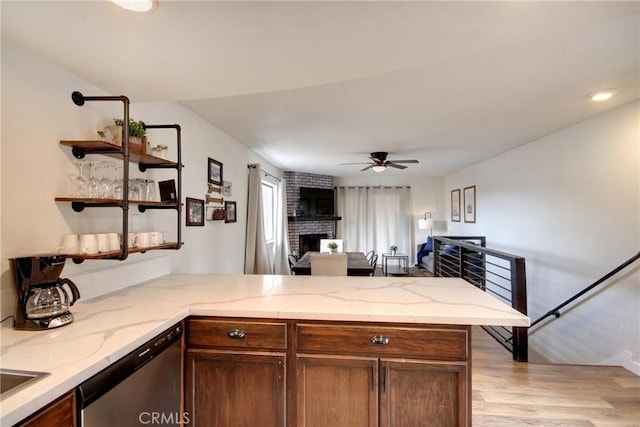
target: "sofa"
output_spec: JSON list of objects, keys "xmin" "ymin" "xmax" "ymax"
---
[{"xmin": 416, "ymin": 236, "xmax": 434, "ymax": 272}]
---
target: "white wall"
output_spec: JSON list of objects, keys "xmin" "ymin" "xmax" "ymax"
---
[
  {"xmin": 1, "ymin": 41, "xmax": 280, "ymax": 317},
  {"xmin": 444, "ymin": 102, "xmax": 640, "ymax": 373}
]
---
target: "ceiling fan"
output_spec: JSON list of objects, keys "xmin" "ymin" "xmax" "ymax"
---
[{"xmin": 341, "ymin": 152, "xmax": 419, "ymax": 172}]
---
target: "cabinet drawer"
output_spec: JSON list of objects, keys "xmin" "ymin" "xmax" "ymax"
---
[
  {"xmin": 188, "ymin": 318, "xmax": 287, "ymax": 351},
  {"xmin": 296, "ymin": 323, "xmax": 468, "ymax": 360}
]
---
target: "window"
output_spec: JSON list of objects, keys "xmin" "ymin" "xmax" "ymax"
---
[{"xmin": 261, "ymin": 181, "xmax": 276, "ymax": 245}]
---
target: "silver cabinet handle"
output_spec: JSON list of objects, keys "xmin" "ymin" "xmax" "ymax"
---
[
  {"xmin": 227, "ymin": 329, "xmax": 246, "ymax": 339},
  {"xmin": 370, "ymin": 335, "xmax": 390, "ymax": 345}
]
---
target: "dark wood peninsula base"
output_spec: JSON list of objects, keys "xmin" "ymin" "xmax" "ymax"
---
[{"xmin": 185, "ymin": 316, "xmax": 471, "ymax": 426}]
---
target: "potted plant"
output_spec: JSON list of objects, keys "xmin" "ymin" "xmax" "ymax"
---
[
  {"xmin": 111, "ymin": 118, "xmax": 147, "ymax": 153},
  {"xmin": 390, "ymin": 245, "xmax": 398, "ymax": 255},
  {"xmin": 327, "ymin": 241, "xmax": 339, "ymax": 253}
]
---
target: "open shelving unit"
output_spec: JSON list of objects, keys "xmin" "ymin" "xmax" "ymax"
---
[{"xmin": 57, "ymin": 91, "xmax": 183, "ymax": 263}]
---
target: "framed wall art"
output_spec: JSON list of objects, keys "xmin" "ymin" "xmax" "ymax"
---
[
  {"xmin": 186, "ymin": 197, "xmax": 204, "ymax": 226},
  {"xmin": 208, "ymin": 158, "xmax": 223, "ymax": 186},
  {"xmin": 224, "ymin": 201, "xmax": 237, "ymax": 223},
  {"xmin": 451, "ymin": 189, "xmax": 461, "ymax": 222},
  {"xmin": 222, "ymin": 180, "xmax": 232, "ymax": 197},
  {"xmin": 464, "ymin": 185, "xmax": 476, "ymax": 223}
]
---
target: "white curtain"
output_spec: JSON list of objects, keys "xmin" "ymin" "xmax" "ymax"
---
[
  {"xmin": 336, "ymin": 186, "xmax": 414, "ymax": 256},
  {"xmin": 244, "ymin": 164, "xmax": 272, "ymax": 274},
  {"xmin": 273, "ymin": 178, "xmax": 291, "ymax": 274}
]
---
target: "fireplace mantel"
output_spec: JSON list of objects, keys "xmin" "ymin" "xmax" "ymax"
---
[{"xmin": 288, "ymin": 216, "xmax": 341, "ymax": 222}]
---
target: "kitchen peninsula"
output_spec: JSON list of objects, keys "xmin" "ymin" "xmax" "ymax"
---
[{"xmin": 0, "ymin": 274, "xmax": 529, "ymax": 425}]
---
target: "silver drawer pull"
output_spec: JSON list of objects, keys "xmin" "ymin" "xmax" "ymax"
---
[
  {"xmin": 227, "ymin": 329, "xmax": 246, "ymax": 339},
  {"xmin": 370, "ymin": 335, "xmax": 390, "ymax": 345}
]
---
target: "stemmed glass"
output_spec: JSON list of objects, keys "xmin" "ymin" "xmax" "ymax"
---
[
  {"xmin": 100, "ymin": 163, "xmax": 115, "ymax": 199},
  {"xmin": 70, "ymin": 160, "xmax": 87, "ymax": 197},
  {"xmin": 86, "ymin": 161, "xmax": 100, "ymax": 199},
  {"xmin": 113, "ymin": 165, "xmax": 124, "ymax": 199}
]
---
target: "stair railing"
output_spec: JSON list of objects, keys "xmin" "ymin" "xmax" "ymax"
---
[
  {"xmin": 433, "ymin": 236, "xmax": 528, "ymax": 362},
  {"xmin": 529, "ymin": 251, "xmax": 640, "ymax": 329}
]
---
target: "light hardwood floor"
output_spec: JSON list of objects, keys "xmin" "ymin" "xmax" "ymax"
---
[{"xmin": 472, "ymin": 327, "xmax": 640, "ymax": 426}]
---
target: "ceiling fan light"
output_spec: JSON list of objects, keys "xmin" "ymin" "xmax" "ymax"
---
[
  {"xmin": 372, "ymin": 165, "xmax": 386, "ymax": 173},
  {"xmin": 111, "ymin": 0, "xmax": 155, "ymax": 12}
]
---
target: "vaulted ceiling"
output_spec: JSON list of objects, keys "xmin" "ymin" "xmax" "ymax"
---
[{"xmin": 2, "ymin": 1, "xmax": 638, "ymax": 177}]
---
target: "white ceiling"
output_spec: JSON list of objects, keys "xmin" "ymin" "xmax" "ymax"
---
[{"xmin": 2, "ymin": 1, "xmax": 638, "ymax": 177}]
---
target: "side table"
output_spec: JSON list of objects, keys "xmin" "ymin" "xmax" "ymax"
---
[{"xmin": 382, "ymin": 253, "xmax": 409, "ymax": 276}]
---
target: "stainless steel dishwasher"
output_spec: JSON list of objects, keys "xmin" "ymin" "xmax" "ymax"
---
[{"xmin": 77, "ymin": 322, "xmax": 184, "ymax": 426}]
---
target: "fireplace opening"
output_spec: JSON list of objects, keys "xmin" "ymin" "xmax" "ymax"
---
[{"xmin": 299, "ymin": 233, "xmax": 328, "ymax": 254}]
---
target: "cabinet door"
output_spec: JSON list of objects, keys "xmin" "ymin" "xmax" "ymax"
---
[
  {"xmin": 185, "ymin": 350, "xmax": 285, "ymax": 427},
  {"xmin": 297, "ymin": 355, "xmax": 378, "ymax": 427},
  {"xmin": 20, "ymin": 390, "xmax": 75, "ymax": 427},
  {"xmin": 379, "ymin": 359, "xmax": 468, "ymax": 427}
]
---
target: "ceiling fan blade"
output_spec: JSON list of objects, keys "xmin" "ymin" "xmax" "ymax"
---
[
  {"xmin": 360, "ymin": 165, "xmax": 374, "ymax": 171},
  {"xmin": 387, "ymin": 159, "xmax": 419, "ymax": 164},
  {"xmin": 386, "ymin": 162, "xmax": 407, "ymax": 169},
  {"xmin": 340, "ymin": 162, "xmax": 373, "ymax": 165}
]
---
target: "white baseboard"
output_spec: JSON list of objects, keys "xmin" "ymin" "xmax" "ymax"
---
[{"xmin": 604, "ymin": 350, "xmax": 640, "ymax": 376}]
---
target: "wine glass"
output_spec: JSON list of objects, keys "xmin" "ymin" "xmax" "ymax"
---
[
  {"xmin": 70, "ymin": 160, "xmax": 87, "ymax": 197},
  {"xmin": 100, "ymin": 162, "xmax": 114, "ymax": 199},
  {"xmin": 86, "ymin": 161, "xmax": 100, "ymax": 198},
  {"xmin": 113, "ymin": 165, "xmax": 124, "ymax": 199}
]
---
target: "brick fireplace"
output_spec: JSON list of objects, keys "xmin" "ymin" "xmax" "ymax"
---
[{"xmin": 285, "ymin": 171, "xmax": 339, "ymax": 256}]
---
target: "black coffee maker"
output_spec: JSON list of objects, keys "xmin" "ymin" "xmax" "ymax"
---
[{"xmin": 10, "ymin": 254, "xmax": 81, "ymax": 330}]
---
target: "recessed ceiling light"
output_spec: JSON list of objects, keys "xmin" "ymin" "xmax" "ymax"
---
[
  {"xmin": 587, "ymin": 89, "xmax": 616, "ymax": 102},
  {"xmin": 112, "ymin": 0, "xmax": 155, "ymax": 12}
]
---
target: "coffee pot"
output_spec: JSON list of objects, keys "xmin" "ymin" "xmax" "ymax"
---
[
  {"xmin": 24, "ymin": 278, "xmax": 80, "ymax": 320},
  {"xmin": 10, "ymin": 254, "xmax": 81, "ymax": 330}
]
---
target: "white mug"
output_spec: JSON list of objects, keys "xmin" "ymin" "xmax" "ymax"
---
[
  {"xmin": 107, "ymin": 233, "xmax": 120, "ymax": 251},
  {"xmin": 96, "ymin": 233, "xmax": 109, "ymax": 253},
  {"xmin": 79, "ymin": 234, "xmax": 98, "ymax": 255},
  {"xmin": 59, "ymin": 234, "xmax": 80, "ymax": 254},
  {"xmin": 127, "ymin": 232, "xmax": 137, "ymax": 248},
  {"xmin": 134, "ymin": 232, "xmax": 150, "ymax": 248},
  {"xmin": 149, "ymin": 231, "xmax": 161, "ymax": 247},
  {"xmin": 160, "ymin": 231, "xmax": 169, "ymax": 244}
]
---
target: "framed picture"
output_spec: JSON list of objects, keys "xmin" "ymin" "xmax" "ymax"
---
[
  {"xmin": 186, "ymin": 197, "xmax": 204, "ymax": 226},
  {"xmin": 464, "ymin": 185, "xmax": 476, "ymax": 223},
  {"xmin": 159, "ymin": 179, "xmax": 177, "ymax": 202},
  {"xmin": 208, "ymin": 158, "xmax": 223, "ymax": 186},
  {"xmin": 222, "ymin": 180, "xmax": 232, "ymax": 197},
  {"xmin": 224, "ymin": 200, "xmax": 237, "ymax": 223},
  {"xmin": 206, "ymin": 206, "xmax": 226, "ymax": 221},
  {"xmin": 451, "ymin": 189, "xmax": 461, "ymax": 222}
]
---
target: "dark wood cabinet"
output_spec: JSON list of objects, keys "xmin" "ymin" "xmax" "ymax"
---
[
  {"xmin": 185, "ymin": 318, "xmax": 287, "ymax": 427},
  {"xmin": 380, "ymin": 359, "xmax": 467, "ymax": 427},
  {"xmin": 295, "ymin": 322, "xmax": 471, "ymax": 427},
  {"xmin": 296, "ymin": 355, "xmax": 378, "ymax": 426},
  {"xmin": 186, "ymin": 317, "xmax": 471, "ymax": 427},
  {"xmin": 185, "ymin": 351, "xmax": 285, "ymax": 427},
  {"xmin": 18, "ymin": 390, "xmax": 75, "ymax": 427}
]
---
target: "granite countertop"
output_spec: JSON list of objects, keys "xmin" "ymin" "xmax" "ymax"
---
[{"xmin": 0, "ymin": 274, "xmax": 529, "ymax": 424}]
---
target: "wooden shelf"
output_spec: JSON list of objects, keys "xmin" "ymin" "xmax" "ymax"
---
[
  {"xmin": 55, "ymin": 197, "xmax": 179, "ymax": 212},
  {"xmin": 60, "ymin": 140, "xmax": 177, "ymax": 166},
  {"xmin": 55, "ymin": 197, "xmax": 177, "ymax": 206},
  {"xmin": 68, "ymin": 242, "xmax": 182, "ymax": 263}
]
